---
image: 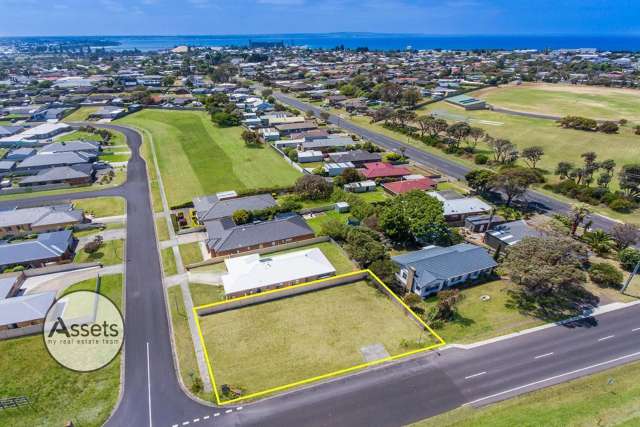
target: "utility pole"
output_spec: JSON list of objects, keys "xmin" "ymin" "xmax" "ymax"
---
[{"xmin": 621, "ymin": 261, "xmax": 640, "ymax": 294}]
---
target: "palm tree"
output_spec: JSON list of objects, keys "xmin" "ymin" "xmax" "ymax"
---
[
  {"xmin": 570, "ymin": 204, "xmax": 590, "ymax": 236},
  {"xmin": 583, "ymin": 229, "xmax": 612, "ymax": 255}
]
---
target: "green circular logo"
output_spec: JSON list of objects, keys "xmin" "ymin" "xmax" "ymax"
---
[{"xmin": 43, "ymin": 291, "xmax": 124, "ymax": 372}]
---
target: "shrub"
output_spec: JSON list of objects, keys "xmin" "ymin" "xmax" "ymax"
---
[
  {"xmin": 619, "ymin": 248, "xmax": 640, "ymax": 271},
  {"xmin": 294, "ymin": 175, "xmax": 332, "ymax": 200},
  {"xmin": 384, "ymin": 152, "xmax": 402, "ymax": 162},
  {"xmin": 608, "ymin": 198, "xmax": 635, "ymax": 213},
  {"xmin": 474, "ymin": 153, "xmax": 489, "ymax": 164},
  {"xmin": 589, "ymin": 262, "xmax": 623, "ymax": 287},
  {"xmin": 232, "ymin": 209, "xmax": 251, "ymax": 225}
]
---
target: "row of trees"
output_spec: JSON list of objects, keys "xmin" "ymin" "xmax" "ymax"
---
[
  {"xmin": 204, "ymin": 92, "xmax": 241, "ymax": 127},
  {"xmin": 465, "ymin": 167, "xmax": 543, "ymax": 206},
  {"xmin": 558, "ymin": 116, "xmax": 619, "ymax": 134}
]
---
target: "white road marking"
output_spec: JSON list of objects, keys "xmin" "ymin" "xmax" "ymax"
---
[
  {"xmin": 225, "ymin": 409, "xmax": 233, "ymax": 413},
  {"xmin": 193, "ymin": 418, "xmax": 200, "ymax": 423},
  {"xmin": 534, "ymin": 352, "xmax": 554, "ymax": 359},
  {"xmin": 465, "ymin": 350, "xmax": 640, "ymax": 406},
  {"xmin": 147, "ymin": 342, "xmax": 153, "ymax": 427},
  {"xmin": 203, "ymin": 416, "xmax": 210, "ymax": 420},
  {"xmin": 598, "ymin": 335, "xmax": 615, "ymax": 341},
  {"xmin": 214, "ymin": 413, "xmax": 220, "ymax": 417},
  {"xmin": 236, "ymin": 406, "xmax": 243, "ymax": 411},
  {"xmin": 172, "ymin": 424, "xmax": 178, "ymax": 427},
  {"xmin": 465, "ymin": 371, "xmax": 487, "ymax": 380},
  {"xmin": 182, "ymin": 422, "xmax": 189, "ymax": 426},
  {"xmin": 632, "ymin": 328, "xmax": 640, "ymax": 332}
]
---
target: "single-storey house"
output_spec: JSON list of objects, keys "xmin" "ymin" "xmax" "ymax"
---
[
  {"xmin": 193, "ymin": 193, "xmax": 277, "ymax": 223},
  {"xmin": 16, "ymin": 151, "xmax": 96, "ymax": 172},
  {"xmin": 0, "ymin": 126, "xmax": 23, "ymax": 138},
  {"xmin": 298, "ymin": 150, "xmax": 324, "ymax": 163},
  {"xmin": 328, "ymin": 150, "xmax": 381, "ymax": 166},
  {"xmin": 344, "ymin": 180, "xmax": 377, "ymax": 193},
  {"xmin": 19, "ymin": 164, "xmax": 95, "ymax": 187},
  {"xmin": 382, "ymin": 177, "xmax": 437, "ymax": 195},
  {"xmin": 275, "ymin": 121, "xmax": 318, "ymax": 136},
  {"xmin": 426, "ymin": 191, "xmax": 492, "ymax": 226},
  {"xmin": 0, "ymin": 274, "xmax": 25, "ymax": 299},
  {"xmin": 392, "ymin": 243, "xmax": 497, "ymax": 297},
  {"xmin": 89, "ymin": 106, "xmax": 126, "ymax": 120},
  {"xmin": 259, "ymin": 128, "xmax": 280, "ymax": 142},
  {"xmin": 205, "ymin": 214, "xmax": 315, "ymax": 257},
  {"xmin": 30, "ymin": 108, "xmax": 70, "ymax": 122},
  {"xmin": 6, "ymin": 148, "xmax": 36, "ymax": 161},
  {"xmin": 360, "ymin": 162, "xmax": 411, "ymax": 180},
  {"xmin": 484, "ymin": 220, "xmax": 545, "ymax": 252},
  {"xmin": 324, "ymin": 162, "xmax": 355, "ymax": 177},
  {"xmin": 289, "ymin": 129, "xmax": 329, "ymax": 141},
  {"xmin": 0, "ymin": 291, "xmax": 57, "ymax": 331},
  {"xmin": 39, "ymin": 140, "xmax": 101, "ymax": 156},
  {"xmin": 464, "ymin": 214, "xmax": 506, "ymax": 233},
  {"xmin": 301, "ymin": 136, "xmax": 354, "ymax": 152},
  {"xmin": 221, "ymin": 247, "xmax": 336, "ymax": 298},
  {"xmin": 0, "ymin": 230, "xmax": 76, "ymax": 270},
  {"xmin": 0, "ymin": 204, "xmax": 84, "ymax": 238}
]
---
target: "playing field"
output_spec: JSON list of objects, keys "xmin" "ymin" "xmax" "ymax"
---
[
  {"xmin": 419, "ymin": 102, "xmax": 640, "ymax": 190},
  {"xmin": 474, "ymin": 83, "xmax": 640, "ymax": 123},
  {"xmin": 118, "ymin": 110, "xmax": 301, "ymax": 207},
  {"xmin": 199, "ymin": 279, "xmax": 438, "ymax": 399}
]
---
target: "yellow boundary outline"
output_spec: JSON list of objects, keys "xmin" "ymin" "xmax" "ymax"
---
[{"xmin": 193, "ymin": 269, "xmax": 446, "ymax": 405}]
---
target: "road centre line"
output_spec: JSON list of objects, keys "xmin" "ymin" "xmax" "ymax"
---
[
  {"xmin": 632, "ymin": 328, "xmax": 640, "ymax": 332},
  {"xmin": 147, "ymin": 342, "xmax": 153, "ymax": 427},
  {"xmin": 534, "ymin": 352, "xmax": 554, "ymax": 359},
  {"xmin": 598, "ymin": 335, "xmax": 615, "ymax": 341},
  {"xmin": 465, "ymin": 371, "xmax": 487, "ymax": 379},
  {"xmin": 465, "ymin": 350, "xmax": 640, "ymax": 406}
]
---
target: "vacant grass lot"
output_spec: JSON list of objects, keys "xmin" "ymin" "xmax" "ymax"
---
[
  {"xmin": 74, "ymin": 239, "xmax": 124, "ymax": 266},
  {"xmin": 413, "ymin": 360, "xmax": 640, "ymax": 427},
  {"xmin": 475, "ymin": 83, "xmax": 640, "ymax": 123},
  {"xmin": 56, "ymin": 129, "xmax": 126, "ymax": 146},
  {"xmin": 200, "ymin": 280, "xmax": 435, "ymax": 397},
  {"xmin": 63, "ymin": 107, "xmax": 99, "ymax": 123},
  {"xmin": 73, "ymin": 196, "xmax": 126, "ymax": 218},
  {"xmin": 119, "ymin": 110, "xmax": 301, "ymax": 207},
  {"xmin": 419, "ymin": 280, "xmax": 544, "ymax": 344},
  {"xmin": 0, "ymin": 275, "xmax": 122, "ymax": 427}
]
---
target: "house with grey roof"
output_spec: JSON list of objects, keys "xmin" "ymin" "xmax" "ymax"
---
[
  {"xmin": 0, "ymin": 125, "xmax": 23, "ymax": 138},
  {"xmin": 16, "ymin": 151, "xmax": 95, "ymax": 172},
  {"xmin": 39, "ymin": 140, "xmax": 101, "ymax": 155},
  {"xmin": 18, "ymin": 164, "xmax": 94, "ymax": 187},
  {"xmin": 301, "ymin": 136, "xmax": 355, "ymax": 151},
  {"xmin": 193, "ymin": 194, "xmax": 277, "ymax": 223},
  {"xmin": 484, "ymin": 220, "xmax": 546, "ymax": 252},
  {"xmin": 0, "ymin": 229, "xmax": 76, "ymax": 270},
  {"xmin": 205, "ymin": 214, "xmax": 315, "ymax": 257},
  {"xmin": 392, "ymin": 243, "xmax": 497, "ymax": 297},
  {"xmin": 427, "ymin": 191, "xmax": 492, "ymax": 226},
  {"xmin": 0, "ymin": 204, "xmax": 84, "ymax": 238},
  {"xmin": 6, "ymin": 148, "xmax": 36, "ymax": 161},
  {"xmin": 0, "ymin": 291, "xmax": 56, "ymax": 332},
  {"xmin": 328, "ymin": 150, "xmax": 381, "ymax": 166}
]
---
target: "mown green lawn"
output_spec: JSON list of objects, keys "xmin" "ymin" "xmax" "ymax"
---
[
  {"xmin": 262, "ymin": 241, "xmax": 357, "ymax": 275},
  {"xmin": 73, "ymin": 222, "xmax": 124, "ymax": 239},
  {"xmin": 118, "ymin": 110, "xmax": 301, "ymax": 207},
  {"xmin": 189, "ymin": 283, "xmax": 225, "ymax": 307},
  {"xmin": 418, "ymin": 280, "xmax": 544, "ymax": 344},
  {"xmin": 63, "ymin": 107, "xmax": 99, "ymax": 123},
  {"xmin": 99, "ymin": 153, "xmax": 130, "ymax": 163},
  {"xmin": 306, "ymin": 210, "xmax": 351, "ymax": 234},
  {"xmin": 0, "ymin": 275, "xmax": 122, "ymax": 427},
  {"xmin": 161, "ymin": 247, "xmax": 177, "ymax": 276},
  {"xmin": 179, "ymin": 242, "xmax": 203, "ymax": 266},
  {"xmin": 56, "ymin": 130, "xmax": 126, "ymax": 146},
  {"xmin": 155, "ymin": 217, "xmax": 170, "ymax": 241},
  {"xmin": 73, "ymin": 196, "xmax": 126, "ymax": 218},
  {"xmin": 413, "ymin": 360, "xmax": 640, "ymax": 427},
  {"xmin": 74, "ymin": 239, "xmax": 124, "ymax": 266},
  {"xmin": 475, "ymin": 83, "xmax": 640, "ymax": 123},
  {"xmin": 167, "ymin": 285, "xmax": 209, "ymax": 400},
  {"xmin": 200, "ymin": 280, "xmax": 435, "ymax": 397}
]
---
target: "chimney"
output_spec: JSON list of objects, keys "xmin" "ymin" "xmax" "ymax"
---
[{"xmin": 406, "ymin": 266, "xmax": 416, "ymax": 293}]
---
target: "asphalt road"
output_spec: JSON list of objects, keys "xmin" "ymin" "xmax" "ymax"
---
[
  {"xmin": 272, "ymin": 92, "xmax": 625, "ymax": 235},
  {"xmin": 2, "ymin": 121, "xmax": 639, "ymax": 427}
]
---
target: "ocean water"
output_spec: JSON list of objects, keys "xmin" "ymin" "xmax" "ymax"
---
[{"xmin": 4, "ymin": 34, "xmax": 640, "ymax": 52}]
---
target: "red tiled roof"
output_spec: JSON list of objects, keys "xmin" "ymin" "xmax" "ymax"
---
[
  {"xmin": 360, "ymin": 162, "xmax": 411, "ymax": 179},
  {"xmin": 382, "ymin": 178, "xmax": 437, "ymax": 195}
]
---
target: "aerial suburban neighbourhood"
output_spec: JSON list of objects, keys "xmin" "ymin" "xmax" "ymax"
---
[{"xmin": 0, "ymin": 3, "xmax": 640, "ymax": 427}]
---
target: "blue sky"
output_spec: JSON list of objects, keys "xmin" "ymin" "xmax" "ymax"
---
[{"xmin": 0, "ymin": 0, "xmax": 638, "ymax": 37}]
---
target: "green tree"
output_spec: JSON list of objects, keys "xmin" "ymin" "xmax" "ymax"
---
[
  {"xmin": 465, "ymin": 169, "xmax": 496, "ymax": 194},
  {"xmin": 379, "ymin": 190, "xmax": 448, "ymax": 244},
  {"xmin": 521, "ymin": 146, "xmax": 545, "ymax": 169},
  {"xmin": 345, "ymin": 228, "xmax": 386, "ymax": 267},
  {"xmin": 232, "ymin": 209, "xmax": 251, "ymax": 225},
  {"xmin": 294, "ymin": 175, "xmax": 332, "ymax": 200},
  {"xmin": 589, "ymin": 263, "xmax": 623, "ymax": 288},
  {"xmin": 618, "ymin": 248, "xmax": 640, "ymax": 271},
  {"xmin": 619, "ymin": 164, "xmax": 640, "ymax": 199},
  {"xmin": 491, "ymin": 168, "xmax": 535, "ymax": 206},
  {"xmin": 582, "ymin": 229, "xmax": 613, "ymax": 255}
]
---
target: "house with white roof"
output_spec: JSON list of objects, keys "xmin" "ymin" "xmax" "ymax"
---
[
  {"xmin": 221, "ymin": 247, "xmax": 336, "ymax": 298},
  {"xmin": 426, "ymin": 190, "xmax": 492, "ymax": 226}
]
